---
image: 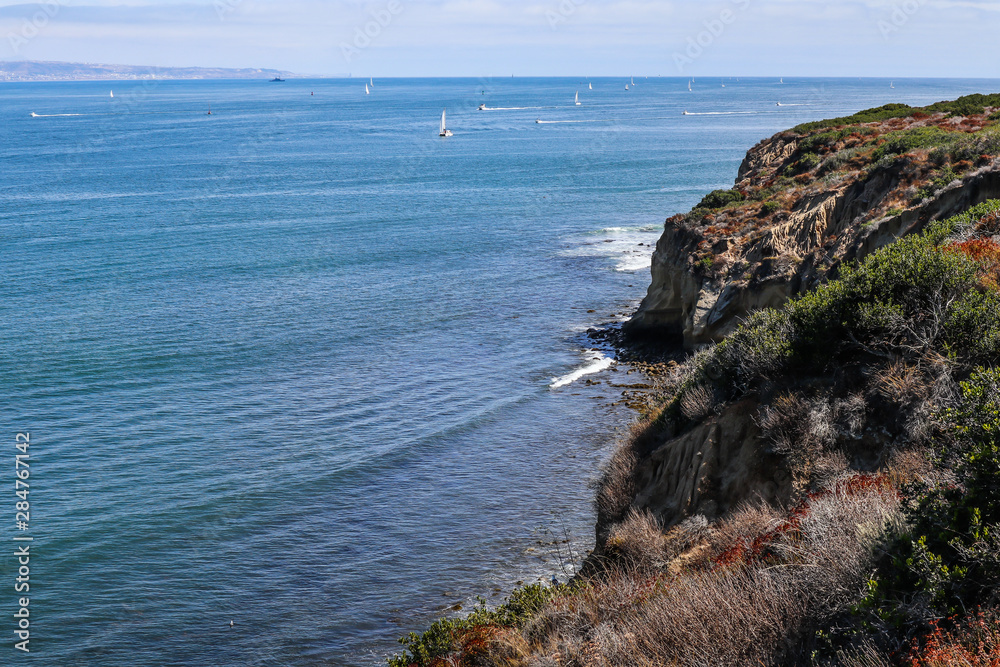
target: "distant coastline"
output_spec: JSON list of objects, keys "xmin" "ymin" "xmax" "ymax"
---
[{"xmin": 0, "ymin": 60, "xmax": 328, "ymax": 82}]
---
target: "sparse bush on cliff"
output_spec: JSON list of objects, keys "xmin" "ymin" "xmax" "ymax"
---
[{"xmin": 696, "ymin": 188, "xmax": 745, "ymax": 210}]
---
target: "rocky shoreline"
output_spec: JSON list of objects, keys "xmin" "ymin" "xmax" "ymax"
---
[{"xmin": 390, "ymin": 94, "xmax": 1000, "ymax": 667}]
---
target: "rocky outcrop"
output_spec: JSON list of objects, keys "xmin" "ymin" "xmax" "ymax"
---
[
  {"xmin": 625, "ymin": 118, "xmax": 1000, "ymax": 349},
  {"xmin": 630, "ymin": 398, "xmax": 792, "ymax": 530}
]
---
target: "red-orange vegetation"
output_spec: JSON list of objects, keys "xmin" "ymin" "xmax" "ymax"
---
[
  {"xmin": 948, "ymin": 239, "xmax": 1000, "ymax": 289},
  {"xmin": 421, "ymin": 624, "xmax": 514, "ymax": 667},
  {"xmin": 906, "ymin": 609, "xmax": 1000, "ymax": 667},
  {"xmin": 712, "ymin": 475, "xmax": 899, "ymax": 569},
  {"xmin": 954, "ymin": 160, "xmax": 974, "ymax": 173}
]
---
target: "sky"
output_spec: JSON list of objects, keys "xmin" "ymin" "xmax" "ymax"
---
[{"xmin": 0, "ymin": 0, "xmax": 998, "ymax": 78}]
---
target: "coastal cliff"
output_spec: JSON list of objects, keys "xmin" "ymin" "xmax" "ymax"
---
[
  {"xmin": 391, "ymin": 95, "xmax": 1000, "ymax": 667},
  {"xmin": 626, "ymin": 102, "xmax": 1000, "ymax": 348}
]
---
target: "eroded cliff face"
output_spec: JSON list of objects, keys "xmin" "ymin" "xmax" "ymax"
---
[
  {"xmin": 629, "ymin": 398, "xmax": 791, "ymax": 530},
  {"xmin": 625, "ymin": 113, "xmax": 1000, "ymax": 349}
]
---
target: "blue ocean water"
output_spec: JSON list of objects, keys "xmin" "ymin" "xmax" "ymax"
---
[{"xmin": 1, "ymin": 76, "xmax": 997, "ymax": 665}]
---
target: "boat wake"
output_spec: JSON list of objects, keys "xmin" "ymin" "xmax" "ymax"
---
[
  {"xmin": 550, "ymin": 351, "xmax": 614, "ymax": 389},
  {"xmin": 479, "ymin": 106, "xmax": 545, "ymax": 111},
  {"xmin": 30, "ymin": 113, "xmax": 85, "ymax": 117},
  {"xmin": 682, "ymin": 111, "xmax": 761, "ymax": 116}
]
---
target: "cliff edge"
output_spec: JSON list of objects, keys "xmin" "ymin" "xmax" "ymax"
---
[{"xmin": 626, "ymin": 98, "xmax": 1000, "ymax": 348}]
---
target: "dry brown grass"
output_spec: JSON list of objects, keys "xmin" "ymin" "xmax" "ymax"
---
[
  {"xmin": 474, "ymin": 474, "xmax": 904, "ymax": 667},
  {"xmin": 679, "ymin": 382, "xmax": 715, "ymax": 421},
  {"xmin": 603, "ymin": 508, "xmax": 667, "ymax": 575}
]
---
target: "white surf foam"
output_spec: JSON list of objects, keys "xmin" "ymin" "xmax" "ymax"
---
[
  {"xmin": 615, "ymin": 252, "xmax": 653, "ymax": 272},
  {"xmin": 550, "ymin": 351, "xmax": 614, "ymax": 389}
]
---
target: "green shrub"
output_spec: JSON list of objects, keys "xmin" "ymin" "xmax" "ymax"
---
[
  {"xmin": 871, "ymin": 127, "xmax": 958, "ymax": 162},
  {"xmin": 697, "ymin": 189, "xmax": 745, "ymax": 210},
  {"xmin": 794, "ymin": 104, "xmax": 914, "ymax": 134},
  {"xmin": 682, "ymin": 202, "xmax": 1000, "ymax": 402},
  {"xmin": 925, "ymin": 92, "xmax": 1000, "ymax": 117},
  {"xmin": 389, "ymin": 583, "xmax": 572, "ymax": 667},
  {"xmin": 760, "ymin": 201, "xmax": 782, "ymax": 215},
  {"xmin": 947, "ymin": 126, "xmax": 1000, "ymax": 162},
  {"xmin": 862, "ymin": 368, "xmax": 1000, "ymax": 623}
]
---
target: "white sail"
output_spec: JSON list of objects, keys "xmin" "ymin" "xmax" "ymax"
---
[
  {"xmin": 440, "ymin": 109, "xmax": 446, "ymax": 134},
  {"xmin": 575, "ymin": 91, "xmax": 580, "ymax": 105},
  {"xmin": 688, "ymin": 80, "xmax": 692, "ymax": 91},
  {"xmin": 110, "ymin": 90, "xmax": 114, "ymax": 98},
  {"xmin": 588, "ymin": 82, "xmax": 592, "ymax": 90},
  {"xmin": 370, "ymin": 77, "xmax": 373, "ymax": 86},
  {"xmin": 625, "ymin": 84, "xmax": 629, "ymax": 90},
  {"xmin": 630, "ymin": 76, "xmax": 634, "ymax": 85},
  {"xmin": 365, "ymin": 83, "xmax": 369, "ymax": 94}
]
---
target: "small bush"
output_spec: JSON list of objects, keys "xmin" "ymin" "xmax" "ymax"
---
[
  {"xmin": 697, "ymin": 188, "xmax": 745, "ymax": 210},
  {"xmin": 760, "ymin": 200, "xmax": 782, "ymax": 216},
  {"xmin": 389, "ymin": 582, "xmax": 573, "ymax": 666}
]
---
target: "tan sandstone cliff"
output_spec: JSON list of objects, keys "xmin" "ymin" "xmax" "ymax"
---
[{"xmin": 625, "ymin": 111, "xmax": 1000, "ymax": 349}]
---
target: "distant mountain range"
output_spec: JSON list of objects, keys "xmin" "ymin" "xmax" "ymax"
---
[{"xmin": 0, "ymin": 61, "xmax": 300, "ymax": 82}]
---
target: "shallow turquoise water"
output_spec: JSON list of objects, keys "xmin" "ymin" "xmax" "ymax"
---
[{"xmin": 1, "ymin": 76, "xmax": 996, "ymax": 665}]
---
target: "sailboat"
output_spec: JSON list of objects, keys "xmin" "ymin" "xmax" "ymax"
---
[
  {"xmin": 588, "ymin": 82, "xmax": 592, "ymax": 90},
  {"xmin": 630, "ymin": 76, "xmax": 634, "ymax": 85},
  {"xmin": 370, "ymin": 77, "xmax": 374, "ymax": 87},
  {"xmin": 207, "ymin": 103, "xmax": 212, "ymax": 116},
  {"xmin": 575, "ymin": 91, "xmax": 580, "ymax": 106},
  {"xmin": 365, "ymin": 83, "xmax": 369, "ymax": 94},
  {"xmin": 625, "ymin": 83, "xmax": 629, "ymax": 91},
  {"xmin": 890, "ymin": 81, "xmax": 895, "ymax": 89},
  {"xmin": 688, "ymin": 80, "xmax": 692, "ymax": 91},
  {"xmin": 110, "ymin": 90, "xmax": 114, "ymax": 98},
  {"xmin": 439, "ymin": 109, "xmax": 453, "ymax": 137},
  {"xmin": 779, "ymin": 78, "xmax": 784, "ymax": 84}
]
